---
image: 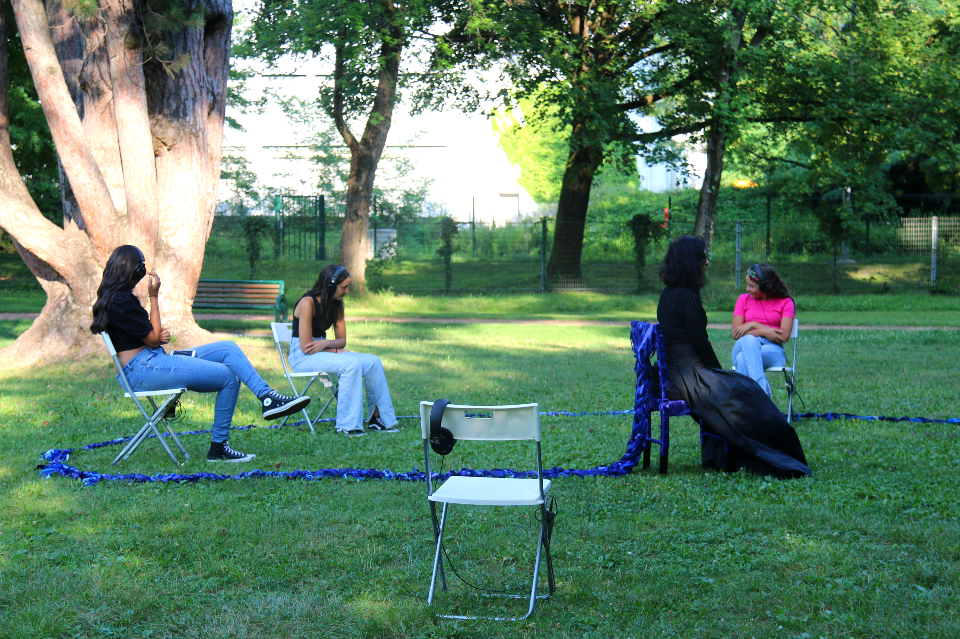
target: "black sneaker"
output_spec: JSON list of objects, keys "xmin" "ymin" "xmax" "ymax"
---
[
  {"xmin": 207, "ymin": 441, "xmax": 255, "ymax": 463},
  {"xmin": 368, "ymin": 415, "xmax": 399, "ymax": 433},
  {"xmin": 260, "ymin": 391, "xmax": 311, "ymax": 420}
]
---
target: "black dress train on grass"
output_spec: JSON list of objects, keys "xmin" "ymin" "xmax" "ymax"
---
[{"xmin": 657, "ymin": 285, "xmax": 811, "ymax": 479}]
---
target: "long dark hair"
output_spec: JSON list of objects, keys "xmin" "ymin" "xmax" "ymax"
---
[
  {"xmin": 90, "ymin": 245, "xmax": 143, "ymax": 334},
  {"xmin": 752, "ymin": 263, "xmax": 792, "ymax": 299},
  {"xmin": 660, "ymin": 236, "xmax": 708, "ymax": 290},
  {"xmin": 301, "ymin": 264, "xmax": 349, "ymax": 333}
]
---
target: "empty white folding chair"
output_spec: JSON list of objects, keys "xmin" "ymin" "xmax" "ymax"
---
[
  {"xmin": 420, "ymin": 401, "xmax": 555, "ymax": 621},
  {"xmin": 100, "ymin": 333, "xmax": 189, "ymax": 465},
  {"xmin": 270, "ymin": 322, "xmax": 337, "ymax": 432},
  {"xmin": 732, "ymin": 320, "xmax": 800, "ymax": 423}
]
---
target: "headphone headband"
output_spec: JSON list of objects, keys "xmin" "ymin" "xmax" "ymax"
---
[
  {"xmin": 429, "ymin": 399, "xmax": 456, "ymax": 455},
  {"xmin": 132, "ymin": 247, "xmax": 147, "ymax": 283},
  {"xmin": 327, "ymin": 265, "xmax": 347, "ymax": 293},
  {"xmin": 748, "ymin": 263, "xmax": 768, "ymax": 293}
]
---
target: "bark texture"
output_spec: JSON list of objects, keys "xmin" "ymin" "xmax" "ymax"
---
[{"xmin": 0, "ymin": 0, "xmax": 232, "ymax": 366}]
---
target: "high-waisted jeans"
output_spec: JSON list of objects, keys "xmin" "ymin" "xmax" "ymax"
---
[
  {"xmin": 121, "ymin": 342, "xmax": 271, "ymax": 442},
  {"xmin": 288, "ymin": 337, "xmax": 397, "ymax": 432},
  {"xmin": 731, "ymin": 334, "xmax": 785, "ymax": 397}
]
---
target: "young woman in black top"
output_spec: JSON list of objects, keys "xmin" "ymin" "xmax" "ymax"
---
[
  {"xmin": 289, "ymin": 264, "xmax": 398, "ymax": 436},
  {"xmin": 656, "ymin": 236, "xmax": 810, "ymax": 478},
  {"xmin": 90, "ymin": 245, "xmax": 311, "ymax": 462}
]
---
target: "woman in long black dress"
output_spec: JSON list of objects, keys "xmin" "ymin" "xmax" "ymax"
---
[{"xmin": 656, "ymin": 236, "xmax": 811, "ymax": 478}]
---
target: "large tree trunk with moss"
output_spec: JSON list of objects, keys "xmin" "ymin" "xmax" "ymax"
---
[{"xmin": 0, "ymin": 0, "xmax": 232, "ymax": 367}]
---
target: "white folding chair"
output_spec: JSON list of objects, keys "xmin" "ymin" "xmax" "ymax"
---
[
  {"xmin": 420, "ymin": 401, "xmax": 554, "ymax": 621},
  {"xmin": 733, "ymin": 319, "xmax": 800, "ymax": 423},
  {"xmin": 100, "ymin": 333, "xmax": 189, "ymax": 465},
  {"xmin": 270, "ymin": 322, "xmax": 337, "ymax": 432}
]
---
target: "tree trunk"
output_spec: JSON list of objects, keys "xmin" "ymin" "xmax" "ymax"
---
[
  {"xmin": 0, "ymin": 0, "xmax": 232, "ymax": 366},
  {"xmin": 333, "ymin": 14, "xmax": 402, "ymax": 292},
  {"xmin": 693, "ymin": 9, "xmax": 745, "ymax": 250},
  {"xmin": 546, "ymin": 131, "xmax": 603, "ymax": 286},
  {"xmin": 693, "ymin": 119, "xmax": 726, "ymax": 248}
]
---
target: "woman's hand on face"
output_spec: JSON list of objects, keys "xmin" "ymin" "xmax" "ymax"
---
[
  {"xmin": 146, "ymin": 272, "xmax": 161, "ymax": 297},
  {"xmin": 159, "ymin": 328, "xmax": 171, "ymax": 344}
]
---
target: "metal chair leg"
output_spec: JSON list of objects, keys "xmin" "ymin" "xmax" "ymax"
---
[{"xmin": 427, "ymin": 502, "xmax": 449, "ymax": 605}]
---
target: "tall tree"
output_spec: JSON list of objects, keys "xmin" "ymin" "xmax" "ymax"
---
[
  {"xmin": 246, "ymin": 0, "xmax": 445, "ymax": 290},
  {"xmin": 425, "ymin": 1, "xmax": 722, "ymax": 282},
  {"xmin": 0, "ymin": 0, "xmax": 233, "ymax": 365}
]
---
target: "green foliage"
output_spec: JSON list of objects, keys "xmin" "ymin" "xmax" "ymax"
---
[
  {"xmin": 240, "ymin": 216, "xmax": 273, "ymax": 279},
  {"xmin": 627, "ymin": 213, "xmax": 667, "ymax": 291},
  {"xmin": 437, "ymin": 215, "xmax": 459, "ymax": 293}
]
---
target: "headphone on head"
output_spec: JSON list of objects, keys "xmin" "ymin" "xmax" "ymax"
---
[
  {"xmin": 326, "ymin": 265, "xmax": 347, "ymax": 294},
  {"xmin": 132, "ymin": 247, "xmax": 147, "ymax": 284},
  {"xmin": 748, "ymin": 263, "xmax": 768, "ymax": 294},
  {"xmin": 429, "ymin": 399, "xmax": 457, "ymax": 455}
]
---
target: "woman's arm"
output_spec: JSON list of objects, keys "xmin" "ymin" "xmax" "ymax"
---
[
  {"xmin": 141, "ymin": 272, "xmax": 170, "ymax": 347},
  {"xmin": 297, "ymin": 298, "xmax": 347, "ymax": 354},
  {"xmin": 769, "ymin": 315, "xmax": 793, "ymax": 345}
]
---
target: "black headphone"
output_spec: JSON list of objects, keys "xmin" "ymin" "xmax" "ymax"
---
[
  {"xmin": 327, "ymin": 265, "xmax": 347, "ymax": 294},
  {"xmin": 133, "ymin": 247, "xmax": 147, "ymax": 284},
  {"xmin": 429, "ymin": 399, "xmax": 457, "ymax": 455},
  {"xmin": 749, "ymin": 263, "xmax": 768, "ymax": 294}
]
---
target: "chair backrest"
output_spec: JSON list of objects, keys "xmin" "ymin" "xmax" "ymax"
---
[
  {"xmin": 271, "ymin": 322, "xmax": 293, "ymax": 345},
  {"xmin": 419, "ymin": 402, "xmax": 541, "ymax": 442},
  {"xmin": 788, "ymin": 319, "xmax": 799, "ymax": 369},
  {"xmin": 99, "ymin": 333, "xmax": 152, "ymax": 417}
]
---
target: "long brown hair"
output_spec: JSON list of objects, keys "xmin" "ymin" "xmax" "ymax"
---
[
  {"xmin": 752, "ymin": 263, "xmax": 791, "ymax": 299},
  {"xmin": 90, "ymin": 246, "xmax": 143, "ymax": 334},
  {"xmin": 301, "ymin": 264, "xmax": 349, "ymax": 334}
]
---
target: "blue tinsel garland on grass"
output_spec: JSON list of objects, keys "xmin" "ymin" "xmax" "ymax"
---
[{"xmin": 36, "ymin": 409, "xmax": 958, "ymax": 487}]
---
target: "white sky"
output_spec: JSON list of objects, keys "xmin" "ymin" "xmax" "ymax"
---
[{"xmin": 223, "ymin": 5, "xmax": 704, "ymax": 223}]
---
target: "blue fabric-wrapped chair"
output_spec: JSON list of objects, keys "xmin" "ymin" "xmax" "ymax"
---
[{"xmin": 630, "ymin": 321, "xmax": 713, "ymax": 475}]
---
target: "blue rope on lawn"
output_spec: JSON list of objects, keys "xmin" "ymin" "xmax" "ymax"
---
[{"xmin": 36, "ymin": 409, "xmax": 957, "ymax": 487}]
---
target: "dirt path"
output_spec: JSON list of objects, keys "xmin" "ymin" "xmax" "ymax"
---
[{"xmin": 2, "ymin": 312, "xmax": 957, "ymax": 331}]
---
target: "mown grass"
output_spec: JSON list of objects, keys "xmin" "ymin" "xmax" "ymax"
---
[
  {"xmin": 4, "ymin": 288, "xmax": 960, "ymax": 326},
  {"xmin": 0, "ymin": 320, "xmax": 958, "ymax": 638}
]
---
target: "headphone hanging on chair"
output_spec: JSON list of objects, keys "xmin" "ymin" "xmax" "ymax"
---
[
  {"xmin": 132, "ymin": 247, "xmax": 147, "ymax": 284},
  {"xmin": 748, "ymin": 263, "xmax": 768, "ymax": 294},
  {"xmin": 326, "ymin": 265, "xmax": 347, "ymax": 294},
  {"xmin": 429, "ymin": 399, "xmax": 457, "ymax": 455}
]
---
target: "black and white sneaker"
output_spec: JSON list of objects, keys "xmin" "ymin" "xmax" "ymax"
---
[
  {"xmin": 367, "ymin": 415, "xmax": 399, "ymax": 433},
  {"xmin": 260, "ymin": 391, "xmax": 311, "ymax": 420},
  {"xmin": 207, "ymin": 441, "xmax": 255, "ymax": 463}
]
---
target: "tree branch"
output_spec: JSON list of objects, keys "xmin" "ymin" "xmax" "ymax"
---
[
  {"xmin": 622, "ymin": 120, "xmax": 713, "ymax": 143},
  {"xmin": 11, "ymin": 0, "xmax": 115, "ymax": 258},
  {"xmin": 0, "ymin": 0, "xmax": 95, "ymax": 272},
  {"xmin": 333, "ymin": 43, "xmax": 358, "ymax": 154},
  {"xmin": 104, "ymin": 0, "xmax": 159, "ymax": 253}
]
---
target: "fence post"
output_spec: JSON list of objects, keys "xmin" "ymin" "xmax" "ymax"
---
[
  {"xmin": 833, "ymin": 237, "xmax": 839, "ymax": 295},
  {"xmin": 735, "ymin": 220, "xmax": 742, "ymax": 289},
  {"xmin": 472, "ymin": 197, "xmax": 477, "ymax": 257},
  {"xmin": 541, "ymin": 217, "xmax": 548, "ymax": 293},
  {"xmin": 373, "ymin": 215, "xmax": 379, "ymax": 259},
  {"xmin": 273, "ymin": 194, "xmax": 283, "ymax": 259},
  {"xmin": 318, "ymin": 195, "xmax": 326, "ymax": 261},
  {"xmin": 865, "ymin": 212, "xmax": 870, "ymax": 259},
  {"xmin": 931, "ymin": 215, "xmax": 939, "ymax": 289},
  {"xmin": 766, "ymin": 194, "xmax": 771, "ymax": 259}
]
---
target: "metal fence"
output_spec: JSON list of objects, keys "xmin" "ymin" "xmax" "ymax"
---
[{"xmin": 2, "ymin": 210, "xmax": 958, "ymax": 297}]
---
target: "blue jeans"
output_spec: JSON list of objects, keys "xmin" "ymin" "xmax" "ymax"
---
[
  {"xmin": 731, "ymin": 335, "xmax": 785, "ymax": 397},
  {"xmin": 121, "ymin": 342, "xmax": 271, "ymax": 442},
  {"xmin": 288, "ymin": 337, "xmax": 397, "ymax": 432}
]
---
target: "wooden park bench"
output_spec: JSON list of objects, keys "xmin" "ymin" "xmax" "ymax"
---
[{"xmin": 194, "ymin": 279, "xmax": 288, "ymax": 322}]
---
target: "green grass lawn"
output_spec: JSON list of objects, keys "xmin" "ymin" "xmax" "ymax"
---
[
  {"xmin": 1, "ymin": 320, "xmax": 958, "ymax": 637},
  {"xmin": 4, "ymin": 288, "xmax": 960, "ymax": 326}
]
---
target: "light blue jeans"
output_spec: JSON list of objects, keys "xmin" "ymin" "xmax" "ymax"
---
[
  {"xmin": 121, "ymin": 342, "xmax": 271, "ymax": 442},
  {"xmin": 731, "ymin": 334, "xmax": 786, "ymax": 397},
  {"xmin": 288, "ymin": 337, "xmax": 398, "ymax": 432}
]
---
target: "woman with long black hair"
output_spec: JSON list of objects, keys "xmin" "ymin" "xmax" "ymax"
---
[
  {"xmin": 91, "ymin": 245, "xmax": 311, "ymax": 462},
  {"xmin": 289, "ymin": 264, "xmax": 398, "ymax": 436},
  {"xmin": 656, "ymin": 236, "xmax": 810, "ymax": 478}
]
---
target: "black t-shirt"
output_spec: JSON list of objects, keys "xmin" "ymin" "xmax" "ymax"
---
[{"xmin": 106, "ymin": 291, "xmax": 153, "ymax": 352}]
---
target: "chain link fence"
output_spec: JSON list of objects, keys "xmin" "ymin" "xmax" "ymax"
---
[{"xmin": 2, "ymin": 193, "xmax": 958, "ymax": 297}]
